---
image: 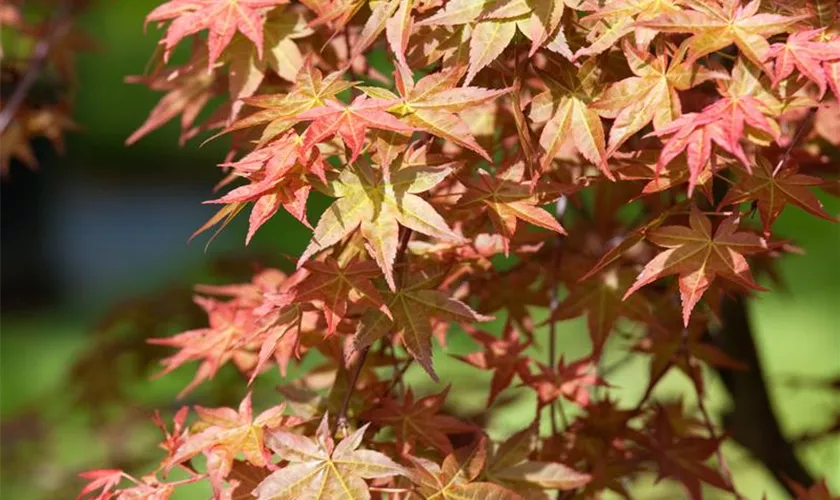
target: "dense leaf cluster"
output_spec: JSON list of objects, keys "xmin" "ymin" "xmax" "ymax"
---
[{"xmin": 43, "ymin": 0, "xmax": 839, "ymax": 498}]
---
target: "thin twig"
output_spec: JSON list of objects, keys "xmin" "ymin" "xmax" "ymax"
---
[
  {"xmin": 0, "ymin": 2, "xmax": 73, "ymax": 133},
  {"xmin": 773, "ymin": 108, "xmax": 816, "ymax": 176},
  {"xmin": 547, "ymin": 230, "xmax": 562, "ymax": 435},
  {"xmin": 337, "ymin": 229, "xmax": 413, "ymax": 432},
  {"xmin": 337, "ymin": 345, "xmax": 369, "ymax": 435}
]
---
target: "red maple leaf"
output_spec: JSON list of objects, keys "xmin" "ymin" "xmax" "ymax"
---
[
  {"xmin": 362, "ymin": 387, "xmax": 477, "ymax": 455},
  {"xmin": 453, "ymin": 321, "xmax": 531, "ymax": 406},
  {"xmin": 297, "ymin": 95, "xmax": 414, "ymax": 161},
  {"xmin": 168, "ymin": 393, "xmax": 293, "ymax": 490},
  {"xmin": 624, "ymin": 207, "xmax": 769, "ymax": 325},
  {"xmin": 638, "ymin": 404, "xmax": 732, "ymax": 500},
  {"xmin": 549, "ymin": 268, "xmax": 658, "ymax": 357},
  {"xmin": 286, "ymin": 257, "xmax": 389, "ymax": 336},
  {"xmin": 653, "ymin": 59, "xmax": 780, "ymax": 194},
  {"xmin": 767, "ymin": 29, "xmax": 840, "ymax": 98},
  {"xmin": 525, "ymin": 356, "xmax": 604, "ymax": 408},
  {"xmin": 146, "ymin": 0, "xmax": 288, "ymax": 67},
  {"xmin": 206, "ymin": 132, "xmax": 326, "ymax": 242},
  {"xmin": 719, "ymin": 155, "xmax": 837, "ymax": 233},
  {"xmin": 459, "ymin": 161, "xmax": 566, "ymax": 255}
]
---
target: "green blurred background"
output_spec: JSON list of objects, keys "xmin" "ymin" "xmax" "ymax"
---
[{"xmin": 1, "ymin": 1, "xmax": 838, "ymax": 498}]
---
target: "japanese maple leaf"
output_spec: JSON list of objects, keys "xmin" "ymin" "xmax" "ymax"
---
[
  {"xmin": 592, "ymin": 41, "xmax": 721, "ymax": 155},
  {"xmin": 483, "ymin": 427, "xmax": 592, "ymax": 494},
  {"xmin": 206, "ymin": 133, "xmax": 326, "ymax": 243},
  {"xmin": 719, "ymin": 155, "xmax": 836, "ymax": 233},
  {"xmin": 633, "ymin": 307, "xmax": 746, "ymax": 394},
  {"xmin": 350, "ymin": 0, "xmax": 409, "ymax": 65},
  {"xmin": 525, "ymin": 356, "xmax": 604, "ymax": 408},
  {"xmin": 547, "ymin": 268, "xmax": 657, "ymax": 356},
  {"xmin": 146, "ymin": 0, "xmax": 288, "ymax": 68},
  {"xmin": 459, "ymin": 162, "xmax": 565, "ymax": 255},
  {"xmin": 286, "ymin": 257, "xmax": 389, "ymax": 335},
  {"xmin": 78, "ymin": 469, "xmax": 127, "ymax": 500},
  {"xmin": 638, "ymin": 405, "xmax": 732, "ymax": 500},
  {"xmin": 407, "ymin": 437, "xmax": 520, "ymax": 500},
  {"xmin": 766, "ymin": 28, "xmax": 840, "ymax": 98},
  {"xmin": 557, "ymin": 399, "xmax": 643, "ymax": 497},
  {"xmin": 230, "ymin": 62, "xmax": 354, "ymax": 144},
  {"xmin": 641, "ymin": 0, "xmax": 804, "ymax": 66},
  {"xmin": 78, "ymin": 470, "xmax": 203, "ymax": 500},
  {"xmin": 366, "ymin": 68, "xmax": 510, "ymax": 161},
  {"xmin": 352, "ymin": 269, "xmax": 493, "ymax": 379},
  {"xmin": 453, "ymin": 322, "xmax": 531, "ymax": 406},
  {"xmin": 576, "ymin": 0, "xmax": 683, "ymax": 55},
  {"xmin": 297, "ymin": 95, "xmax": 414, "ymax": 160},
  {"xmin": 150, "ymin": 295, "xmax": 259, "ymax": 396},
  {"xmin": 125, "ymin": 44, "xmax": 216, "ymax": 145},
  {"xmin": 653, "ymin": 58, "xmax": 780, "ymax": 194},
  {"xmin": 362, "ymin": 387, "xmax": 477, "ymax": 454},
  {"xmin": 623, "ymin": 207, "xmax": 768, "ymax": 326},
  {"xmin": 169, "ymin": 394, "xmax": 291, "ymax": 485},
  {"xmin": 253, "ymin": 414, "xmax": 405, "ymax": 500},
  {"xmin": 299, "ymin": 160, "xmax": 463, "ymax": 291},
  {"xmin": 417, "ymin": 0, "xmax": 566, "ymax": 83},
  {"xmin": 531, "ymin": 57, "xmax": 608, "ymax": 175},
  {"xmin": 612, "ymin": 149, "xmax": 714, "ymax": 196}
]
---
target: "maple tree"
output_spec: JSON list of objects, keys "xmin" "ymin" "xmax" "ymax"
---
[{"xmin": 4, "ymin": 0, "xmax": 840, "ymax": 498}]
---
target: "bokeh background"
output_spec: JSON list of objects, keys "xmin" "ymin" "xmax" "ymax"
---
[{"xmin": 1, "ymin": 1, "xmax": 838, "ymax": 498}]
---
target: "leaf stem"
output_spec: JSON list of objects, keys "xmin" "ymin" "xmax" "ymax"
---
[{"xmin": 773, "ymin": 107, "xmax": 816, "ymax": 176}]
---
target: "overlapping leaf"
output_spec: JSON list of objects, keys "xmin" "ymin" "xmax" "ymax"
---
[
  {"xmin": 484, "ymin": 427, "xmax": 592, "ymax": 495},
  {"xmin": 364, "ymin": 68, "xmax": 511, "ymax": 160},
  {"xmin": 286, "ymin": 257, "xmax": 389, "ymax": 335},
  {"xmin": 624, "ymin": 207, "xmax": 769, "ymax": 325},
  {"xmin": 146, "ymin": 0, "xmax": 289, "ymax": 67},
  {"xmin": 459, "ymin": 162, "xmax": 565, "ymax": 254},
  {"xmin": 719, "ymin": 155, "xmax": 836, "ymax": 232},
  {"xmin": 652, "ymin": 58, "xmax": 781, "ymax": 194},
  {"xmin": 300, "ymin": 158, "xmax": 462, "ymax": 291},
  {"xmin": 352, "ymin": 269, "xmax": 493, "ymax": 379},
  {"xmin": 454, "ymin": 322, "xmax": 531, "ymax": 406},
  {"xmin": 417, "ymin": 0, "xmax": 567, "ymax": 83},
  {"xmin": 363, "ymin": 387, "xmax": 477, "ymax": 454},
  {"xmin": 641, "ymin": 0, "xmax": 804, "ymax": 65},
  {"xmin": 254, "ymin": 415, "xmax": 405, "ymax": 499},
  {"xmin": 592, "ymin": 42, "xmax": 721, "ymax": 155},
  {"xmin": 531, "ymin": 57, "xmax": 608, "ymax": 174},
  {"xmin": 407, "ymin": 437, "xmax": 520, "ymax": 500}
]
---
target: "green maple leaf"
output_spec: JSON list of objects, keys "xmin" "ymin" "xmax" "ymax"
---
[{"xmin": 300, "ymin": 159, "xmax": 463, "ymax": 290}]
